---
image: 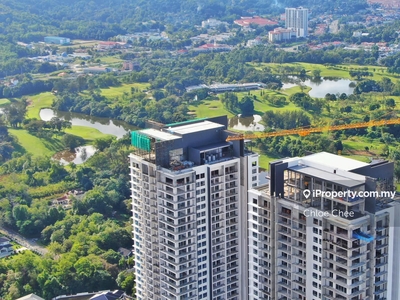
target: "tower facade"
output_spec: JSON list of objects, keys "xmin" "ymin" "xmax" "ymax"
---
[
  {"xmin": 285, "ymin": 7, "xmax": 309, "ymax": 37},
  {"xmin": 248, "ymin": 152, "xmax": 400, "ymax": 300},
  {"xmin": 130, "ymin": 116, "xmax": 258, "ymax": 300}
]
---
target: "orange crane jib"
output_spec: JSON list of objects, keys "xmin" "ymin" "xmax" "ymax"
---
[{"xmin": 226, "ymin": 118, "xmax": 400, "ymax": 141}]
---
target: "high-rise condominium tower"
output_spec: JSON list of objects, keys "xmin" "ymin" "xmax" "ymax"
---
[
  {"xmin": 285, "ymin": 7, "xmax": 309, "ymax": 37},
  {"xmin": 129, "ymin": 116, "xmax": 258, "ymax": 300},
  {"xmin": 248, "ymin": 152, "xmax": 400, "ymax": 300}
]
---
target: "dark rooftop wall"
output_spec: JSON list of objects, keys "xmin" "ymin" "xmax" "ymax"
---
[{"xmin": 269, "ymin": 160, "xmax": 288, "ymax": 197}]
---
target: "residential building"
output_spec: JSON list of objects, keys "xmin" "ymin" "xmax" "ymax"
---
[
  {"xmin": 192, "ymin": 43, "xmax": 233, "ymax": 53},
  {"xmin": 246, "ymin": 38, "xmax": 263, "ymax": 47},
  {"xmin": 248, "ymin": 152, "xmax": 400, "ymax": 300},
  {"xmin": 118, "ymin": 247, "xmax": 133, "ymax": 259},
  {"xmin": 285, "ymin": 7, "xmax": 309, "ymax": 37},
  {"xmin": 44, "ymin": 36, "xmax": 71, "ymax": 45},
  {"xmin": 201, "ymin": 19, "xmax": 229, "ymax": 29},
  {"xmin": 97, "ymin": 41, "xmax": 122, "ymax": 50},
  {"xmin": 234, "ymin": 16, "xmax": 278, "ymax": 27},
  {"xmin": 0, "ymin": 236, "xmax": 13, "ymax": 258},
  {"xmin": 122, "ymin": 61, "xmax": 140, "ymax": 71},
  {"xmin": 268, "ymin": 27, "xmax": 296, "ymax": 43},
  {"xmin": 129, "ymin": 116, "xmax": 259, "ymax": 300}
]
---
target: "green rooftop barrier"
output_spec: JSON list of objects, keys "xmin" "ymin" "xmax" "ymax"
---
[{"xmin": 131, "ymin": 131, "xmax": 151, "ymax": 152}]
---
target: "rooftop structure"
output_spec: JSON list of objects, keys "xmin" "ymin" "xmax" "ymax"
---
[
  {"xmin": 17, "ymin": 294, "xmax": 45, "ymax": 300},
  {"xmin": 44, "ymin": 36, "xmax": 71, "ymax": 45},
  {"xmin": 248, "ymin": 151, "xmax": 400, "ymax": 300},
  {"xmin": 234, "ymin": 16, "xmax": 278, "ymax": 27},
  {"xmin": 186, "ymin": 82, "xmax": 266, "ymax": 93}
]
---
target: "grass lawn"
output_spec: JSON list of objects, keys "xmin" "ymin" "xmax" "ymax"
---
[
  {"xmin": 188, "ymin": 99, "xmax": 234, "ymax": 118},
  {"xmin": 65, "ymin": 126, "xmax": 113, "ymax": 140},
  {"xmin": 342, "ymin": 136, "xmax": 385, "ymax": 155},
  {"xmin": 236, "ymin": 88, "xmax": 305, "ymax": 114},
  {"xmin": 250, "ymin": 62, "xmax": 399, "ymax": 81},
  {"xmin": 189, "ymin": 87, "xmax": 305, "ymax": 120},
  {"xmin": 258, "ymin": 152, "xmax": 281, "ymax": 170},
  {"xmin": 9, "ymin": 129, "xmax": 64, "ymax": 157},
  {"xmin": 99, "ymin": 83, "xmax": 150, "ymax": 99},
  {"xmin": 0, "ymin": 99, "xmax": 10, "ymax": 106},
  {"xmin": 26, "ymin": 92, "xmax": 56, "ymax": 119},
  {"xmin": 9, "ymin": 125, "xmax": 111, "ymax": 157},
  {"xmin": 99, "ymin": 56, "xmax": 124, "ymax": 64}
]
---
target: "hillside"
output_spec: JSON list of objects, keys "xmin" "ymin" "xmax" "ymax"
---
[{"xmin": 0, "ymin": 0, "xmax": 368, "ymax": 42}]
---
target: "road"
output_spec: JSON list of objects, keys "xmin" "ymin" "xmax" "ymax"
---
[{"xmin": 0, "ymin": 226, "xmax": 48, "ymax": 256}]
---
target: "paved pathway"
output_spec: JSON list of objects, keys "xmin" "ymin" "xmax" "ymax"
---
[{"xmin": 0, "ymin": 226, "xmax": 48, "ymax": 256}]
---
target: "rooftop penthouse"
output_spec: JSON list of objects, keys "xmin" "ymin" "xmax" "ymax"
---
[{"xmin": 130, "ymin": 116, "xmax": 254, "ymax": 172}]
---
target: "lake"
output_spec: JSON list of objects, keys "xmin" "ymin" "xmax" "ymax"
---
[
  {"xmin": 282, "ymin": 77, "xmax": 356, "ymax": 98},
  {"xmin": 229, "ymin": 114, "xmax": 265, "ymax": 131},
  {"xmin": 53, "ymin": 145, "xmax": 96, "ymax": 165},
  {"xmin": 40, "ymin": 109, "xmax": 136, "ymax": 138}
]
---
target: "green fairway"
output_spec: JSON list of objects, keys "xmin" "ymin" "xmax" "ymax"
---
[
  {"xmin": 99, "ymin": 83, "xmax": 150, "ymax": 99},
  {"xmin": 26, "ymin": 92, "xmax": 56, "ymax": 119},
  {"xmin": 188, "ymin": 99, "xmax": 234, "ymax": 118},
  {"xmin": 9, "ymin": 125, "xmax": 111, "ymax": 157},
  {"xmin": 9, "ymin": 129, "xmax": 63, "ymax": 157},
  {"xmin": 250, "ymin": 62, "xmax": 399, "ymax": 81},
  {"xmin": 189, "ymin": 87, "xmax": 305, "ymax": 120},
  {"xmin": 99, "ymin": 56, "xmax": 124, "ymax": 64},
  {"xmin": 65, "ymin": 126, "xmax": 113, "ymax": 140}
]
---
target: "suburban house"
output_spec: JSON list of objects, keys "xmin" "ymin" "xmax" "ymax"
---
[
  {"xmin": 17, "ymin": 294, "xmax": 45, "ymax": 300},
  {"xmin": 52, "ymin": 290, "xmax": 128, "ymax": 300},
  {"xmin": 118, "ymin": 247, "xmax": 133, "ymax": 259},
  {"xmin": 0, "ymin": 236, "xmax": 13, "ymax": 258}
]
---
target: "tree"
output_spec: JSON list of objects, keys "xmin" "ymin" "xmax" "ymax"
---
[
  {"xmin": 312, "ymin": 69, "xmax": 321, "ymax": 79},
  {"xmin": 3, "ymin": 101, "xmax": 27, "ymax": 127},
  {"xmin": 117, "ymin": 271, "xmax": 135, "ymax": 295},
  {"xmin": 239, "ymin": 96, "xmax": 255, "ymax": 116},
  {"xmin": 93, "ymin": 137, "xmax": 115, "ymax": 151},
  {"xmin": 385, "ymin": 98, "xmax": 395, "ymax": 109},
  {"xmin": 62, "ymin": 134, "xmax": 85, "ymax": 151},
  {"xmin": 334, "ymin": 140, "xmax": 343, "ymax": 152}
]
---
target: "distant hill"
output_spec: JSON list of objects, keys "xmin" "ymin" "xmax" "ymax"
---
[{"xmin": 0, "ymin": 0, "xmax": 367, "ymax": 42}]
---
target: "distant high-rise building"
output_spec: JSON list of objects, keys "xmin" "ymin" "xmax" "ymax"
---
[
  {"xmin": 285, "ymin": 7, "xmax": 309, "ymax": 37},
  {"xmin": 248, "ymin": 152, "xmax": 400, "ymax": 300},
  {"xmin": 130, "ymin": 116, "xmax": 259, "ymax": 300}
]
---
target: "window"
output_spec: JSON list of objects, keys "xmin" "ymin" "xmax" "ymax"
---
[
  {"xmin": 252, "ymin": 161, "xmax": 257, "ymax": 166},
  {"xmin": 253, "ymin": 198, "xmax": 258, "ymax": 204},
  {"xmin": 313, "ymin": 291, "xmax": 318, "ymax": 296}
]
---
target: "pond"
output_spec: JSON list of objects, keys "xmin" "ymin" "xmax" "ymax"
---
[
  {"xmin": 40, "ymin": 108, "xmax": 137, "ymax": 139},
  {"xmin": 282, "ymin": 77, "xmax": 356, "ymax": 98},
  {"xmin": 229, "ymin": 114, "xmax": 265, "ymax": 131},
  {"xmin": 53, "ymin": 145, "xmax": 96, "ymax": 165}
]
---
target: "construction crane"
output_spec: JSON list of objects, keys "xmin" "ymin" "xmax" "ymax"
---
[{"xmin": 226, "ymin": 118, "xmax": 400, "ymax": 141}]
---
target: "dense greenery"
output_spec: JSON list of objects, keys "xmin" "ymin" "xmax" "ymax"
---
[{"xmin": 0, "ymin": 133, "xmax": 135, "ymax": 299}]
